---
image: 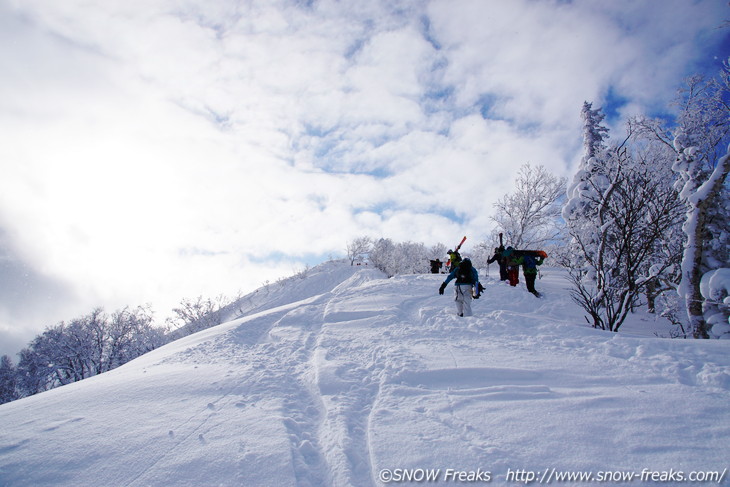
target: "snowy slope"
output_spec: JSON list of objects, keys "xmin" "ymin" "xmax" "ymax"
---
[{"xmin": 1, "ymin": 261, "xmax": 729, "ymax": 487}]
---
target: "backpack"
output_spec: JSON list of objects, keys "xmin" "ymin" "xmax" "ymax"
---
[{"xmin": 456, "ymin": 259, "xmax": 474, "ymax": 284}]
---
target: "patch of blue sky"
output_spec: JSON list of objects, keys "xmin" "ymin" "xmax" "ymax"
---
[
  {"xmin": 258, "ymin": 250, "xmax": 298, "ymax": 264},
  {"xmin": 354, "ymin": 203, "xmax": 467, "ymax": 226},
  {"xmin": 344, "ymin": 37, "xmax": 367, "ymax": 60},
  {"xmin": 601, "ymin": 86, "xmax": 628, "ymax": 124},
  {"xmin": 475, "ymin": 94, "xmax": 544, "ymax": 135},
  {"xmin": 353, "ymin": 201, "xmax": 393, "ymax": 216},
  {"xmin": 343, "ymin": 17, "xmax": 376, "ymax": 61},
  {"xmin": 303, "ymin": 122, "xmax": 337, "ymax": 139},
  {"xmin": 300, "ymin": 252, "xmax": 343, "ymax": 267},
  {"xmin": 419, "ymin": 14, "xmax": 441, "ymax": 51},
  {"xmin": 171, "ymin": 7, "xmax": 229, "ymax": 40},
  {"xmin": 307, "ymin": 130, "xmax": 344, "ymax": 159},
  {"xmin": 173, "ymin": 100, "xmax": 232, "ymax": 130},
  {"xmin": 421, "ymin": 85, "xmax": 454, "ymax": 115},
  {"xmin": 206, "ymin": 107, "xmax": 233, "ymax": 129},
  {"xmin": 317, "ymin": 159, "xmax": 393, "ymax": 178},
  {"xmin": 641, "ymin": 107, "xmax": 678, "ymax": 128},
  {"xmin": 293, "ymin": 0, "xmax": 315, "ymax": 9},
  {"xmin": 259, "ymin": 250, "xmax": 339, "ymax": 269},
  {"xmin": 477, "ymin": 93, "xmax": 502, "ymax": 120},
  {"xmin": 305, "ymin": 123, "xmax": 392, "ymax": 151},
  {"xmin": 628, "ymin": 29, "xmax": 730, "ymax": 127},
  {"xmin": 687, "ymin": 22, "xmax": 730, "ymax": 78},
  {"xmin": 714, "ymin": 30, "xmax": 730, "ymax": 64},
  {"xmin": 429, "ymin": 206, "xmax": 467, "ymax": 225},
  {"xmin": 309, "ymin": 139, "xmax": 393, "ymax": 176},
  {"xmin": 475, "ymin": 95, "xmax": 540, "ymax": 135},
  {"xmin": 305, "ymin": 130, "xmax": 398, "ymax": 177},
  {"xmin": 306, "ymin": 193, "xmax": 328, "ymax": 211}
]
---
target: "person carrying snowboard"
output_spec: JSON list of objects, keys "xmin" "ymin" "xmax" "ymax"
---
[
  {"xmin": 439, "ymin": 258, "xmax": 480, "ymax": 317},
  {"xmin": 515, "ymin": 252, "xmax": 544, "ymax": 297}
]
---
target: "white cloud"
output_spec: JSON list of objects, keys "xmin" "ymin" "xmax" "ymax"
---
[{"xmin": 0, "ymin": 0, "xmax": 727, "ymax": 355}]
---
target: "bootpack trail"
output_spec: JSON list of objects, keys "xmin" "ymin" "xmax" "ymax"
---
[{"xmin": 1, "ymin": 260, "xmax": 729, "ymax": 486}]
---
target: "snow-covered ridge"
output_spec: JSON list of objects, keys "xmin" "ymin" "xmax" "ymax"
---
[{"xmin": 1, "ymin": 261, "xmax": 728, "ymax": 486}]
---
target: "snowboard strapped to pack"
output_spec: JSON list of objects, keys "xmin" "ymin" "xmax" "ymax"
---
[{"xmin": 512, "ymin": 249, "xmax": 548, "ymax": 259}]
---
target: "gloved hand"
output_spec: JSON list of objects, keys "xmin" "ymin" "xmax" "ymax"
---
[
  {"xmin": 475, "ymin": 283, "xmax": 484, "ymax": 298},
  {"xmin": 438, "ymin": 283, "xmax": 446, "ymax": 295}
]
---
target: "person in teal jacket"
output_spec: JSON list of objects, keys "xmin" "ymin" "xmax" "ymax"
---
[{"xmin": 438, "ymin": 258, "xmax": 480, "ymax": 317}]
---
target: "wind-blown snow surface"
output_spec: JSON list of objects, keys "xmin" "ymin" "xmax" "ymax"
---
[{"xmin": 1, "ymin": 261, "xmax": 729, "ymax": 486}]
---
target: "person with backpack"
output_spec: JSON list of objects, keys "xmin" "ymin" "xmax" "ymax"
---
[
  {"xmin": 446, "ymin": 249, "xmax": 462, "ymax": 272},
  {"xmin": 515, "ymin": 252, "xmax": 544, "ymax": 297},
  {"xmin": 429, "ymin": 259, "xmax": 443, "ymax": 274},
  {"xmin": 502, "ymin": 247, "xmax": 520, "ymax": 287},
  {"xmin": 488, "ymin": 246, "xmax": 508, "ymax": 281},
  {"xmin": 438, "ymin": 258, "xmax": 480, "ymax": 317}
]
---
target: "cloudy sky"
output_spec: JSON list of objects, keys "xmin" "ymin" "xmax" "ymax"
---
[{"xmin": 1, "ymin": 0, "xmax": 728, "ymax": 357}]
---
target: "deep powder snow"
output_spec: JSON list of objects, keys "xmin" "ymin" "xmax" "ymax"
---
[{"xmin": 1, "ymin": 261, "xmax": 728, "ymax": 486}]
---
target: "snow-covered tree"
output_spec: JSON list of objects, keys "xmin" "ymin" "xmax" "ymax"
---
[
  {"xmin": 346, "ymin": 236, "xmax": 372, "ymax": 265},
  {"xmin": 563, "ymin": 103, "xmax": 614, "ymax": 267},
  {"xmin": 674, "ymin": 139, "xmax": 730, "ymax": 338},
  {"xmin": 368, "ymin": 238, "xmax": 398, "ymax": 276},
  {"xmin": 492, "ymin": 162, "xmax": 567, "ymax": 250},
  {"xmin": 75, "ymin": 307, "xmax": 108, "ymax": 376},
  {"xmin": 398, "ymin": 241, "xmax": 429, "ymax": 274},
  {"xmin": 0, "ymin": 355, "xmax": 18, "ymax": 404},
  {"xmin": 563, "ymin": 102, "xmax": 615, "ymax": 328},
  {"xmin": 16, "ymin": 328, "xmax": 67, "ymax": 394},
  {"xmin": 469, "ymin": 240, "xmax": 494, "ymax": 272},
  {"xmin": 13, "ymin": 306, "xmax": 167, "ymax": 401},
  {"xmin": 671, "ymin": 71, "xmax": 730, "ymax": 338},
  {"xmin": 428, "ymin": 242, "xmax": 447, "ymax": 262},
  {"xmin": 167, "ymin": 295, "xmax": 232, "ymax": 337},
  {"xmin": 107, "ymin": 306, "xmax": 163, "ymax": 368},
  {"xmin": 633, "ymin": 69, "xmax": 730, "ymax": 338},
  {"xmin": 369, "ymin": 238, "xmax": 430, "ymax": 276},
  {"xmin": 582, "ymin": 101, "xmax": 610, "ymax": 160},
  {"xmin": 563, "ymin": 104, "xmax": 684, "ymax": 332}
]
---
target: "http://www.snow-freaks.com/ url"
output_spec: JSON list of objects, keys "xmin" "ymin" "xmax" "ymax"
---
[{"xmin": 377, "ymin": 467, "xmax": 728, "ymax": 484}]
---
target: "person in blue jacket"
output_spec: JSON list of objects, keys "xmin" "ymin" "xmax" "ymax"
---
[{"xmin": 438, "ymin": 258, "xmax": 480, "ymax": 317}]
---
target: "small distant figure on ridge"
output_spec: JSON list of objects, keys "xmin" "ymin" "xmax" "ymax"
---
[{"xmin": 430, "ymin": 259, "xmax": 443, "ymax": 274}]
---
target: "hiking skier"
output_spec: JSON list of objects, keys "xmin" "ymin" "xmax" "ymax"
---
[
  {"xmin": 446, "ymin": 249, "xmax": 462, "ymax": 272},
  {"xmin": 438, "ymin": 258, "xmax": 480, "ymax": 317},
  {"xmin": 488, "ymin": 246, "xmax": 508, "ymax": 281}
]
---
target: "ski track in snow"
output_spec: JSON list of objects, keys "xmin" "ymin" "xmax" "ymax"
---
[{"xmin": 1, "ymin": 262, "xmax": 729, "ymax": 486}]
